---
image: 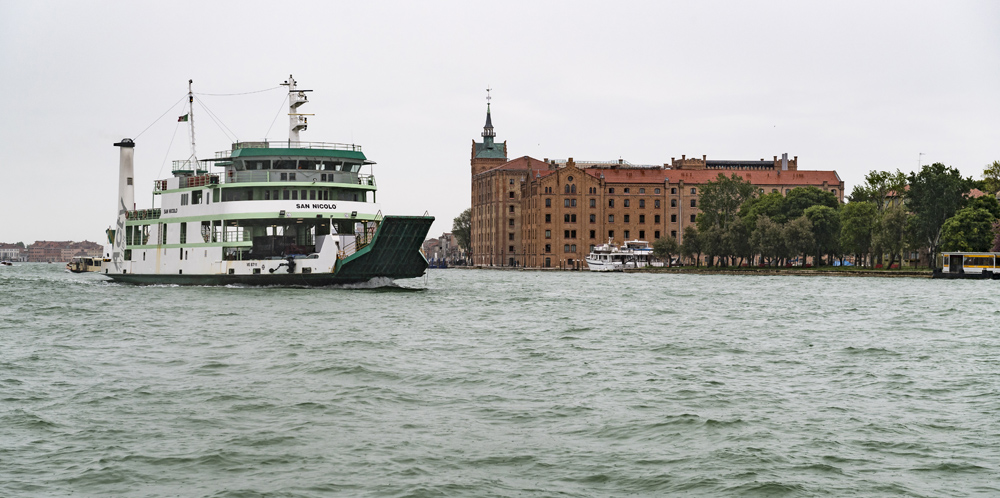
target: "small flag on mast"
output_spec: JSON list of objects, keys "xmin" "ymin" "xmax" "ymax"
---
[{"xmin": 178, "ymin": 114, "xmax": 189, "ymax": 122}]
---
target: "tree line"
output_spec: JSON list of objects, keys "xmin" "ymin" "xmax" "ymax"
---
[{"xmin": 652, "ymin": 160, "xmax": 1000, "ymax": 269}]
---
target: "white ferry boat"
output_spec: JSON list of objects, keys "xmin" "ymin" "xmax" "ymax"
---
[
  {"xmin": 585, "ymin": 240, "xmax": 654, "ymax": 272},
  {"xmin": 103, "ymin": 76, "xmax": 433, "ymax": 285}
]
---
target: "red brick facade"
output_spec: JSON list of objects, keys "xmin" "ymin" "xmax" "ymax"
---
[{"xmin": 469, "ymin": 109, "xmax": 845, "ymax": 268}]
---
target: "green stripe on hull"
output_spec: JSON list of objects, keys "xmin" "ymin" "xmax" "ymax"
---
[{"xmin": 105, "ymin": 272, "xmax": 374, "ymax": 286}]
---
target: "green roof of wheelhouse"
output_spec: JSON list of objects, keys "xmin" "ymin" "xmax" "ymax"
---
[{"xmin": 231, "ymin": 147, "xmax": 367, "ymax": 161}]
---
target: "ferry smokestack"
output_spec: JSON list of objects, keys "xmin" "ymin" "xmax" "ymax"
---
[{"xmin": 111, "ymin": 138, "xmax": 135, "ymax": 272}]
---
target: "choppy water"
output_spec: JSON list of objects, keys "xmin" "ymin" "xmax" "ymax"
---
[{"xmin": 1, "ymin": 264, "xmax": 998, "ymax": 497}]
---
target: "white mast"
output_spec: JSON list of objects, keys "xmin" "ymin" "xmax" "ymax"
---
[
  {"xmin": 282, "ymin": 74, "xmax": 311, "ymax": 144},
  {"xmin": 187, "ymin": 79, "xmax": 197, "ymax": 163}
]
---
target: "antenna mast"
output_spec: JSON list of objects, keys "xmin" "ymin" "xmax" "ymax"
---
[
  {"xmin": 187, "ymin": 79, "xmax": 197, "ymax": 162},
  {"xmin": 282, "ymin": 74, "xmax": 311, "ymax": 144}
]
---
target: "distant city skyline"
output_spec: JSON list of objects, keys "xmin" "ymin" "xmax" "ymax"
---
[{"xmin": 2, "ymin": 1, "xmax": 998, "ymax": 242}]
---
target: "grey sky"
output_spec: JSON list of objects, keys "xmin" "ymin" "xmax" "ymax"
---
[{"xmin": 1, "ymin": 1, "xmax": 998, "ymax": 244}]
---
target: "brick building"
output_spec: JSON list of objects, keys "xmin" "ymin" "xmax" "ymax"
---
[{"xmin": 470, "ymin": 104, "xmax": 845, "ymax": 268}]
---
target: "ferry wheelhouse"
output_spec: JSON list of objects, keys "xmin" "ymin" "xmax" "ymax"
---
[
  {"xmin": 935, "ymin": 252, "xmax": 1000, "ymax": 279},
  {"xmin": 104, "ymin": 76, "xmax": 433, "ymax": 285}
]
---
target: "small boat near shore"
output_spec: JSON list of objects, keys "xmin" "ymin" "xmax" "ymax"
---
[
  {"xmin": 66, "ymin": 256, "xmax": 107, "ymax": 273},
  {"xmin": 585, "ymin": 239, "xmax": 655, "ymax": 272},
  {"xmin": 933, "ymin": 252, "xmax": 1000, "ymax": 279}
]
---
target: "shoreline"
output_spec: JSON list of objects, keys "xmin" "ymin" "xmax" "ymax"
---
[{"xmin": 451, "ymin": 266, "xmax": 933, "ymax": 278}]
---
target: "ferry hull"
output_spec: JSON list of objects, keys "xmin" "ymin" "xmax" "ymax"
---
[
  {"xmin": 105, "ymin": 215, "xmax": 433, "ymax": 286},
  {"xmin": 106, "ymin": 272, "xmax": 381, "ymax": 286}
]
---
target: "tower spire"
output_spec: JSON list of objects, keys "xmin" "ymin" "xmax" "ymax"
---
[{"xmin": 482, "ymin": 86, "xmax": 495, "ymax": 147}]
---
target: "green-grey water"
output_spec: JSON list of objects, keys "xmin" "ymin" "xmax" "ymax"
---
[{"xmin": 1, "ymin": 264, "xmax": 998, "ymax": 497}]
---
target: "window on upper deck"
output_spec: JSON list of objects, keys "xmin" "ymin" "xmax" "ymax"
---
[
  {"xmin": 243, "ymin": 160, "xmax": 270, "ymax": 171},
  {"xmin": 274, "ymin": 160, "xmax": 296, "ymax": 170},
  {"xmin": 191, "ymin": 190, "xmax": 202, "ymax": 205},
  {"xmin": 298, "ymin": 160, "xmax": 319, "ymax": 170}
]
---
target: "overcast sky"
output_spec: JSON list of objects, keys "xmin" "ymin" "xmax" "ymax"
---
[{"xmin": 1, "ymin": 1, "xmax": 998, "ymax": 244}]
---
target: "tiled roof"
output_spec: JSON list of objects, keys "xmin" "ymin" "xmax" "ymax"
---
[
  {"xmin": 481, "ymin": 156, "xmax": 552, "ymax": 175},
  {"xmin": 586, "ymin": 168, "xmax": 842, "ymax": 186},
  {"xmin": 479, "ymin": 154, "xmax": 842, "ymax": 187}
]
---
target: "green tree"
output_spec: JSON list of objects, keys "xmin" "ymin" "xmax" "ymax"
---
[
  {"xmin": 982, "ymin": 160, "xmax": 1000, "ymax": 196},
  {"xmin": 783, "ymin": 216, "xmax": 814, "ymax": 265},
  {"xmin": 452, "ymin": 208, "xmax": 472, "ymax": 259},
  {"xmin": 965, "ymin": 194, "xmax": 1000, "ymax": 218},
  {"xmin": 782, "ymin": 186, "xmax": 840, "ymax": 221},
  {"xmin": 804, "ymin": 205, "xmax": 840, "ymax": 266},
  {"xmin": 940, "ymin": 207, "xmax": 996, "ymax": 252},
  {"xmin": 751, "ymin": 216, "xmax": 784, "ymax": 266},
  {"xmin": 725, "ymin": 216, "xmax": 753, "ymax": 266},
  {"xmin": 849, "ymin": 170, "xmax": 907, "ymax": 213},
  {"xmin": 992, "ymin": 220, "xmax": 1000, "ymax": 252},
  {"xmin": 840, "ymin": 201, "xmax": 878, "ymax": 266},
  {"xmin": 680, "ymin": 225, "xmax": 702, "ymax": 266},
  {"xmin": 875, "ymin": 204, "xmax": 909, "ymax": 268},
  {"xmin": 701, "ymin": 225, "xmax": 727, "ymax": 267},
  {"xmin": 906, "ymin": 163, "xmax": 973, "ymax": 267},
  {"xmin": 652, "ymin": 236, "xmax": 679, "ymax": 265},
  {"xmin": 696, "ymin": 173, "xmax": 757, "ymax": 232},
  {"xmin": 740, "ymin": 191, "xmax": 787, "ymax": 225}
]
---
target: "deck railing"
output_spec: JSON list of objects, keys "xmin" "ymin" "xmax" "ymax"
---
[
  {"xmin": 126, "ymin": 208, "xmax": 161, "ymax": 221},
  {"xmin": 179, "ymin": 174, "xmax": 220, "ymax": 189},
  {"xmin": 337, "ymin": 224, "xmax": 379, "ymax": 259},
  {"xmin": 223, "ymin": 170, "xmax": 375, "ymax": 186},
  {"xmin": 214, "ymin": 141, "xmax": 363, "ymax": 159}
]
